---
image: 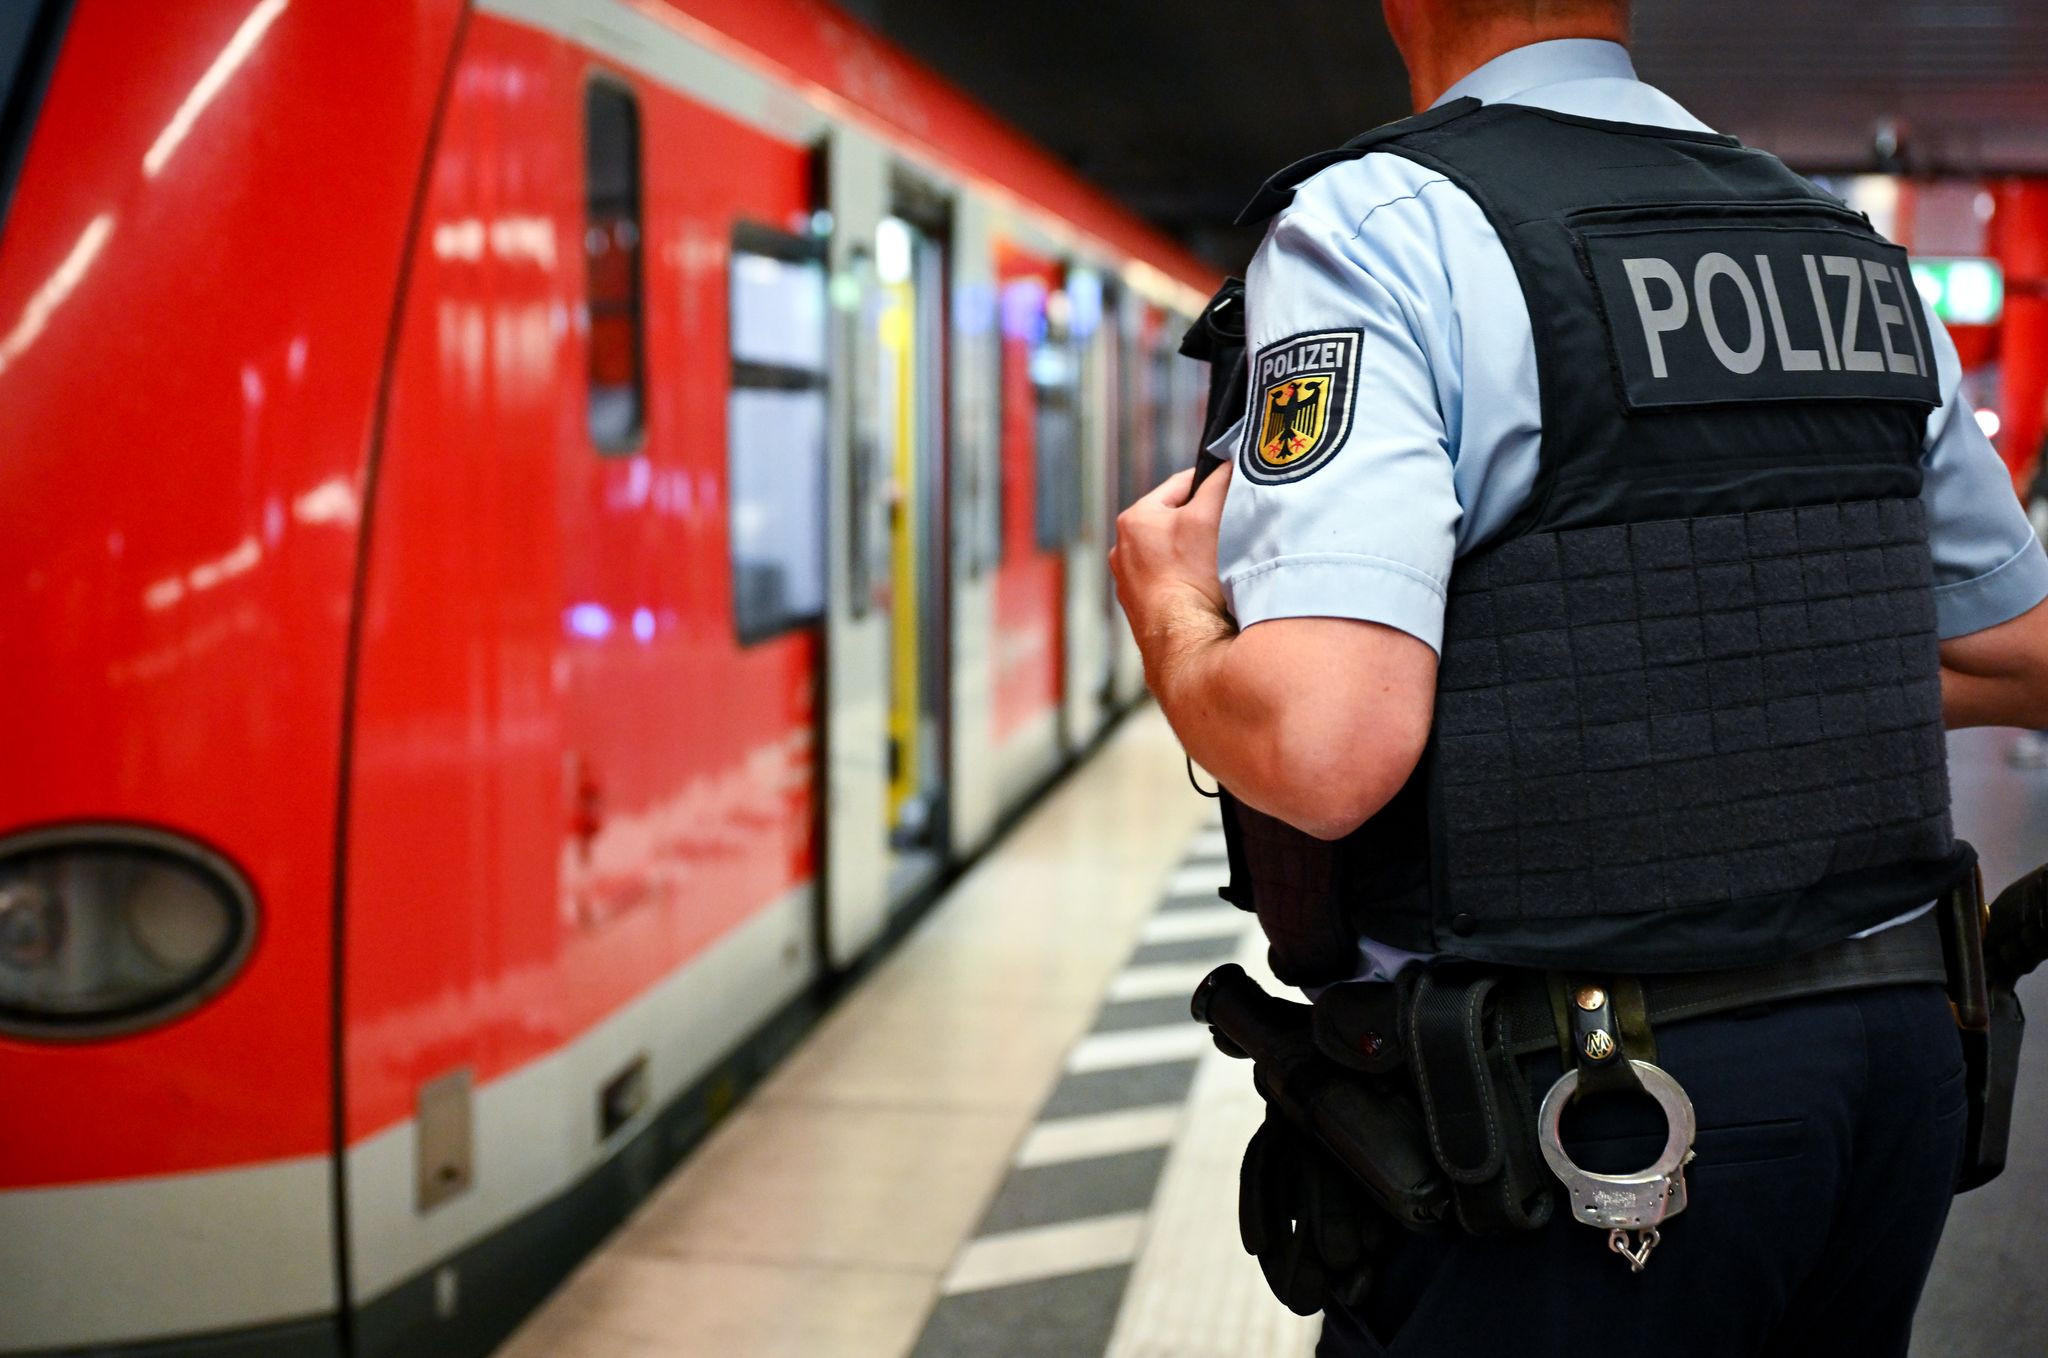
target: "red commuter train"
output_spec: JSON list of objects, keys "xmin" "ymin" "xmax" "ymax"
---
[{"xmin": 0, "ymin": 2, "xmax": 1213, "ymax": 1354}]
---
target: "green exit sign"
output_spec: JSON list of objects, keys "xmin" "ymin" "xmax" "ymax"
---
[{"xmin": 1911, "ymin": 257, "xmax": 2004, "ymax": 326}]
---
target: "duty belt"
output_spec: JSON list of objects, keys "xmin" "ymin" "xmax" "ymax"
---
[
  {"xmin": 1479, "ymin": 905, "xmax": 1950, "ymax": 1061},
  {"xmin": 1196, "ymin": 903, "xmax": 1955, "ymax": 1273}
]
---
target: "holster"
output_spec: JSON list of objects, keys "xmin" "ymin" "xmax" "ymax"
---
[
  {"xmin": 1957, "ymin": 990, "xmax": 2024, "ymax": 1193},
  {"xmin": 1200, "ymin": 961, "xmax": 1567, "ymax": 1315},
  {"xmin": 1952, "ymin": 857, "xmax": 2048, "ymax": 1193},
  {"xmin": 1196, "ymin": 961, "xmax": 1556, "ymax": 1239},
  {"xmin": 1193, "ymin": 964, "xmax": 1452, "ymax": 1233}
]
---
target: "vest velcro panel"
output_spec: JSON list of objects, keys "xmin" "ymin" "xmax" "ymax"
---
[{"xmin": 1428, "ymin": 497, "xmax": 1954, "ymax": 971}]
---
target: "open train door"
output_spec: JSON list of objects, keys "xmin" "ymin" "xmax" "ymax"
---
[
  {"xmin": 818, "ymin": 128, "xmax": 895, "ymax": 967},
  {"xmin": 875, "ymin": 173, "xmax": 955, "ymax": 901}
]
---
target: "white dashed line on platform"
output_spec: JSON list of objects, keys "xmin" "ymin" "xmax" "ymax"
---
[
  {"xmin": 1015, "ymin": 1105, "xmax": 1185, "ymax": 1169},
  {"xmin": 940, "ymin": 1213, "xmax": 1150, "ymax": 1296},
  {"xmin": 1139, "ymin": 905, "xmax": 1253, "ymax": 944},
  {"xmin": 1165, "ymin": 862, "xmax": 1228, "ymax": 897},
  {"xmin": 1105, "ymin": 961, "xmax": 1220, "ymax": 1002},
  {"xmin": 1067, "ymin": 1024, "xmax": 1213, "ymax": 1074}
]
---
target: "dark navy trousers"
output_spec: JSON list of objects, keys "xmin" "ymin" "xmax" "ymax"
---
[{"xmin": 1319, "ymin": 983, "xmax": 1969, "ymax": 1358}]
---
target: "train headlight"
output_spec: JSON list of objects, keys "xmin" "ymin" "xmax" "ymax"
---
[{"xmin": 0, "ymin": 827, "xmax": 258, "ymax": 1040}]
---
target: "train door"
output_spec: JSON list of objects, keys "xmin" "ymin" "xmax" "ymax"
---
[
  {"xmin": 818, "ymin": 130, "xmax": 894, "ymax": 966},
  {"xmin": 1061, "ymin": 267, "xmax": 1112, "ymax": 749},
  {"xmin": 875, "ymin": 189, "xmax": 952, "ymax": 895}
]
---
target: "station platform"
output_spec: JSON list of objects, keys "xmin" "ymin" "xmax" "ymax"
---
[{"xmin": 493, "ymin": 708, "xmax": 2048, "ymax": 1358}]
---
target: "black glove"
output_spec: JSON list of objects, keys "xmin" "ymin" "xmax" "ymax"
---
[{"xmin": 1238, "ymin": 1105, "xmax": 1396, "ymax": 1316}]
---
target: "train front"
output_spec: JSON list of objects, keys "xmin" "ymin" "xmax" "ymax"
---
[{"xmin": 0, "ymin": 3, "xmax": 464, "ymax": 1353}]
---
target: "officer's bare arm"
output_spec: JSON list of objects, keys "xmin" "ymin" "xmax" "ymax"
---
[
  {"xmin": 1156, "ymin": 615, "xmax": 1437, "ymax": 840},
  {"xmin": 1111, "ymin": 466, "xmax": 1438, "ymax": 841},
  {"xmin": 1940, "ymin": 595, "xmax": 2048, "ymax": 729}
]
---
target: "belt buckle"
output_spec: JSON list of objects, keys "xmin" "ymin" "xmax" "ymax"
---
[{"xmin": 1536, "ymin": 1059, "xmax": 1697, "ymax": 1272}]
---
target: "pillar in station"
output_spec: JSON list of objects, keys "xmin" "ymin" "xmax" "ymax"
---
[{"xmin": 1992, "ymin": 179, "xmax": 2048, "ymax": 481}]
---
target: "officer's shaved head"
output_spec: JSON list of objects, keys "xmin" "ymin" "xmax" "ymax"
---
[
  {"xmin": 1384, "ymin": 0, "xmax": 1631, "ymax": 110},
  {"xmin": 1391, "ymin": 0, "xmax": 1629, "ymax": 32},
  {"xmin": 1436, "ymin": 0, "xmax": 1628, "ymax": 17}
]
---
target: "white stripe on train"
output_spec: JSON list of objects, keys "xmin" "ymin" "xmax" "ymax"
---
[{"xmin": 0, "ymin": 883, "xmax": 814, "ymax": 1348}]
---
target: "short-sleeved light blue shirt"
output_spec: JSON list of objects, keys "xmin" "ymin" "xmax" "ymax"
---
[{"xmin": 1217, "ymin": 39, "xmax": 2048, "ymax": 654}]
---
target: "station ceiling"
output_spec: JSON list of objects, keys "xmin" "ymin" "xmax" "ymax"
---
[{"xmin": 833, "ymin": 0, "xmax": 2048, "ymax": 270}]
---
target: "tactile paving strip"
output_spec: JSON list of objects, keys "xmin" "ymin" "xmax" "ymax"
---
[{"xmin": 905, "ymin": 822, "xmax": 1305, "ymax": 1358}]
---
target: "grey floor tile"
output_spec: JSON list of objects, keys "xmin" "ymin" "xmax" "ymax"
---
[
  {"xmin": 910, "ymin": 1266, "xmax": 1133, "ymax": 1358},
  {"xmin": 1157, "ymin": 889, "xmax": 1235, "ymax": 912},
  {"xmin": 1127, "ymin": 936, "xmax": 1244, "ymax": 967},
  {"xmin": 974, "ymin": 1147, "xmax": 1172, "ymax": 1235},
  {"xmin": 1089, "ymin": 995, "xmax": 1201, "ymax": 1034},
  {"xmin": 1038, "ymin": 1061, "xmax": 1201, "ymax": 1120}
]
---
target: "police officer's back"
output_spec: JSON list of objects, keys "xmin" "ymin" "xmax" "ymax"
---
[{"xmin": 1110, "ymin": 1, "xmax": 2048, "ymax": 1353}]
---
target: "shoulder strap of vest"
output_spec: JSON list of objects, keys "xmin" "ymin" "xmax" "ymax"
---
[
  {"xmin": 1234, "ymin": 97, "xmax": 1484, "ymax": 228},
  {"xmin": 1180, "ymin": 277, "xmax": 1249, "ymax": 492}
]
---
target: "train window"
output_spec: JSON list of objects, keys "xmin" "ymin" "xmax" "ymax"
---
[
  {"xmin": 1033, "ymin": 321, "xmax": 1080, "ymax": 551},
  {"xmin": 584, "ymin": 80, "xmax": 645, "ymax": 451},
  {"xmin": 729, "ymin": 225, "xmax": 830, "ymax": 644}
]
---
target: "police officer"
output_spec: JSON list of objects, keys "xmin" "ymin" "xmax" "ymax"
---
[{"xmin": 1110, "ymin": 1, "xmax": 2048, "ymax": 1353}]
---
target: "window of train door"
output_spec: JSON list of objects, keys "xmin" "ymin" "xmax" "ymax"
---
[
  {"xmin": 728, "ymin": 225, "xmax": 830, "ymax": 644},
  {"xmin": 585, "ymin": 80, "xmax": 645, "ymax": 451}
]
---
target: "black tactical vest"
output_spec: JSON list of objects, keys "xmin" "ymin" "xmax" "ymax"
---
[{"xmin": 1220, "ymin": 100, "xmax": 1971, "ymax": 985}]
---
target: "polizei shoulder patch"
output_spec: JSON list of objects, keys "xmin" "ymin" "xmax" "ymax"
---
[{"xmin": 1240, "ymin": 329, "xmax": 1363, "ymax": 484}]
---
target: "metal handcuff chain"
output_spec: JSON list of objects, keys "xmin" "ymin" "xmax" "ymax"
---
[{"xmin": 1535, "ymin": 1059, "xmax": 1698, "ymax": 1273}]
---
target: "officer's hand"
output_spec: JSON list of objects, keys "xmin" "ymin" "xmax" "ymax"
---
[{"xmin": 1110, "ymin": 462, "xmax": 1233, "ymax": 631}]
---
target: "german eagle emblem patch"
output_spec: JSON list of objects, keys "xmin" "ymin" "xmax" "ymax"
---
[{"xmin": 1241, "ymin": 329, "xmax": 1362, "ymax": 484}]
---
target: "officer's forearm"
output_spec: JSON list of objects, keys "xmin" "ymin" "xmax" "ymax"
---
[
  {"xmin": 1941, "ymin": 667, "xmax": 2048, "ymax": 730},
  {"xmin": 1939, "ymin": 598, "xmax": 2048, "ymax": 729},
  {"xmin": 1135, "ymin": 588, "xmax": 1239, "ymax": 761},
  {"xmin": 1142, "ymin": 600, "xmax": 1436, "ymax": 840}
]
